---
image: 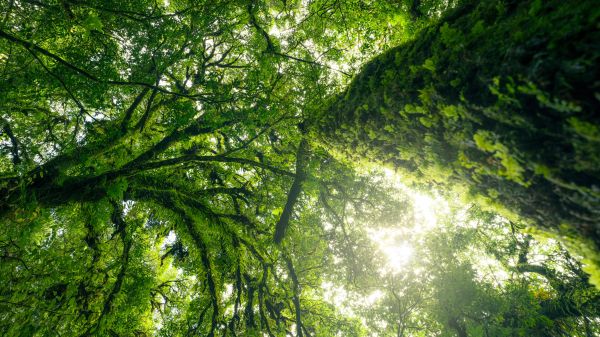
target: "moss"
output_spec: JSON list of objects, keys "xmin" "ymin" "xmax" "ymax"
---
[
  {"xmin": 517, "ymin": 81, "xmax": 582, "ymax": 113},
  {"xmin": 470, "ymin": 20, "xmax": 485, "ymax": 36},
  {"xmin": 419, "ymin": 117, "xmax": 433, "ymax": 128},
  {"xmin": 527, "ymin": 225, "xmax": 600, "ymax": 289},
  {"xmin": 422, "ymin": 57, "xmax": 436, "ymax": 72},
  {"xmin": 318, "ymin": 0, "xmax": 600, "ymax": 285},
  {"xmin": 106, "ymin": 177, "xmax": 129, "ymax": 201},
  {"xmin": 440, "ymin": 105, "xmax": 462, "ymax": 120},
  {"xmin": 568, "ymin": 117, "xmax": 600, "ymax": 142},
  {"xmin": 439, "ymin": 22, "xmax": 461, "ymax": 49}
]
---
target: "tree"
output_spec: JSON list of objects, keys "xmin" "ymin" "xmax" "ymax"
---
[
  {"xmin": 0, "ymin": 0, "xmax": 598, "ymax": 336},
  {"xmin": 316, "ymin": 0, "xmax": 600, "ymax": 281},
  {"xmin": 1, "ymin": 2, "xmax": 416, "ymax": 334}
]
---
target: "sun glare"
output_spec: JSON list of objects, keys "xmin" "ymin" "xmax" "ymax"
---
[
  {"xmin": 367, "ymin": 169, "xmax": 450, "ymax": 274},
  {"xmin": 368, "ymin": 228, "xmax": 414, "ymax": 274},
  {"xmin": 381, "ymin": 242, "xmax": 414, "ymax": 274}
]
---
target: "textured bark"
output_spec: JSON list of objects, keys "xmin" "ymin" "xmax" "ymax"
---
[{"xmin": 317, "ymin": 0, "xmax": 600, "ymax": 249}]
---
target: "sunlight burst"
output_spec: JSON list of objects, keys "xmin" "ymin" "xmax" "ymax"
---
[
  {"xmin": 380, "ymin": 242, "xmax": 414, "ymax": 274},
  {"xmin": 369, "ymin": 228, "xmax": 414, "ymax": 274}
]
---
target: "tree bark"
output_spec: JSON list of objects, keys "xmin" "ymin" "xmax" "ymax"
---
[{"xmin": 316, "ymin": 0, "xmax": 600, "ymax": 248}]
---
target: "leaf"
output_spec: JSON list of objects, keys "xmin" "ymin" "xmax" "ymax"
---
[
  {"xmin": 83, "ymin": 12, "xmax": 104, "ymax": 32},
  {"xmin": 106, "ymin": 178, "xmax": 128, "ymax": 201}
]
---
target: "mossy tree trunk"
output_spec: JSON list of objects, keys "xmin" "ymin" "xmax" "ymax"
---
[{"xmin": 317, "ymin": 0, "xmax": 600, "ymax": 247}]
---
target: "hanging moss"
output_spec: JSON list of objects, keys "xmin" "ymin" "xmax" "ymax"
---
[{"xmin": 316, "ymin": 0, "xmax": 600, "ymax": 277}]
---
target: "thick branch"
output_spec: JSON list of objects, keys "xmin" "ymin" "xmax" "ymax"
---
[
  {"xmin": 0, "ymin": 118, "xmax": 21, "ymax": 165},
  {"xmin": 81, "ymin": 202, "xmax": 132, "ymax": 336},
  {"xmin": 274, "ymin": 139, "xmax": 308, "ymax": 244},
  {"xmin": 282, "ymin": 253, "xmax": 303, "ymax": 337},
  {"xmin": 122, "ymin": 119, "xmax": 235, "ymax": 170},
  {"xmin": 127, "ymin": 153, "xmax": 294, "ymax": 177},
  {"xmin": 120, "ymin": 87, "xmax": 150, "ymax": 134}
]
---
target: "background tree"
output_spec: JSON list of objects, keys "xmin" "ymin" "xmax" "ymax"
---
[{"xmin": 355, "ymin": 207, "xmax": 600, "ymax": 337}]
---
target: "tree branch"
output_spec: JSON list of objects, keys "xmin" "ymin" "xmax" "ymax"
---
[
  {"xmin": 126, "ymin": 153, "xmax": 294, "ymax": 177},
  {"xmin": 120, "ymin": 87, "xmax": 150, "ymax": 134},
  {"xmin": 282, "ymin": 253, "xmax": 303, "ymax": 337},
  {"xmin": 81, "ymin": 202, "xmax": 132, "ymax": 336},
  {"xmin": 246, "ymin": 3, "xmax": 350, "ymax": 77},
  {"xmin": 122, "ymin": 118, "xmax": 235, "ymax": 170},
  {"xmin": 0, "ymin": 118, "xmax": 21, "ymax": 165},
  {"xmin": 0, "ymin": 28, "xmax": 208, "ymax": 98},
  {"xmin": 274, "ymin": 139, "xmax": 308, "ymax": 243}
]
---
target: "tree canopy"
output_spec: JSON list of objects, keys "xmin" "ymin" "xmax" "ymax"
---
[{"xmin": 0, "ymin": 0, "xmax": 598, "ymax": 336}]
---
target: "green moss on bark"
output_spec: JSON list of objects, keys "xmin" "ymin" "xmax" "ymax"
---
[{"xmin": 317, "ymin": 0, "xmax": 600, "ymax": 264}]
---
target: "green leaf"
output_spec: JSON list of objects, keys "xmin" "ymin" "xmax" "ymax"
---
[{"xmin": 83, "ymin": 12, "xmax": 104, "ymax": 32}]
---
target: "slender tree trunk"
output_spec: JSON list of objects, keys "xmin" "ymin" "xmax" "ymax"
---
[{"xmin": 316, "ymin": 0, "xmax": 600, "ymax": 248}]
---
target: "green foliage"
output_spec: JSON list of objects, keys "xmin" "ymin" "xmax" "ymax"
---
[
  {"xmin": 569, "ymin": 117, "xmax": 600, "ymax": 142},
  {"xmin": 82, "ymin": 11, "xmax": 104, "ymax": 33},
  {"xmin": 105, "ymin": 178, "xmax": 128, "ymax": 201},
  {"xmin": 473, "ymin": 130, "xmax": 526, "ymax": 184},
  {"xmin": 0, "ymin": 0, "xmax": 598, "ymax": 336}
]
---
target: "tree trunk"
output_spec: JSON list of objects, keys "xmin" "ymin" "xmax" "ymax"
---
[{"xmin": 316, "ymin": 0, "xmax": 600, "ymax": 249}]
